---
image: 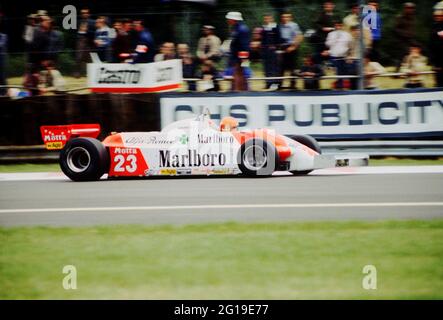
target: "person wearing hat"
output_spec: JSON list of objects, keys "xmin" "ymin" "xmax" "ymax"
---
[
  {"xmin": 226, "ymin": 11, "xmax": 250, "ymax": 91},
  {"xmin": 196, "ymin": 25, "xmax": 221, "ymax": 63},
  {"xmin": 36, "ymin": 10, "xmax": 48, "ymax": 17},
  {"xmin": 430, "ymin": 4, "xmax": 443, "ymax": 87}
]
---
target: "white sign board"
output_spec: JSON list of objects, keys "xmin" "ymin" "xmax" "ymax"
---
[
  {"xmin": 87, "ymin": 59, "xmax": 182, "ymax": 93},
  {"xmin": 160, "ymin": 89, "xmax": 443, "ymax": 139}
]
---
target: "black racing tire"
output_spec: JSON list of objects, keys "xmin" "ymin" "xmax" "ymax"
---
[
  {"xmin": 289, "ymin": 134, "xmax": 321, "ymax": 175},
  {"xmin": 60, "ymin": 137, "xmax": 109, "ymax": 181},
  {"xmin": 238, "ymin": 138, "xmax": 277, "ymax": 177}
]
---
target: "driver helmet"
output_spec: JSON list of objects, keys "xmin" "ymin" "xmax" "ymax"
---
[{"xmin": 220, "ymin": 117, "xmax": 239, "ymax": 132}]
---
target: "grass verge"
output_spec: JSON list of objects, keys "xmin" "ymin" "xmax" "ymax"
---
[
  {"xmin": 1, "ymin": 220, "xmax": 442, "ymax": 299},
  {"xmin": 0, "ymin": 163, "xmax": 60, "ymax": 173},
  {"xmin": 370, "ymin": 158, "xmax": 443, "ymax": 166}
]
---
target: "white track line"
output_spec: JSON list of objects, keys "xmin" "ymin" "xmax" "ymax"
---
[
  {"xmin": 1, "ymin": 202, "xmax": 443, "ymax": 214},
  {"xmin": 0, "ymin": 172, "xmax": 67, "ymax": 181},
  {"xmin": 313, "ymin": 166, "xmax": 443, "ymax": 175},
  {"xmin": 1, "ymin": 166, "xmax": 443, "ymax": 182}
]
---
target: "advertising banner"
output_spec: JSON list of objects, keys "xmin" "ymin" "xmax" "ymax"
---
[
  {"xmin": 160, "ymin": 89, "xmax": 443, "ymax": 139},
  {"xmin": 87, "ymin": 59, "xmax": 182, "ymax": 93}
]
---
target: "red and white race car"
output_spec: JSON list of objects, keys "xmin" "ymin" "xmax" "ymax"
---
[{"xmin": 40, "ymin": 113, "xmax": 368, "ymax": 181}]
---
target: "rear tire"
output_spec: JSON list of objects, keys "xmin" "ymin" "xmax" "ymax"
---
[
  {"xmin": 60, "ymin": 137, "xmax": 109, "ymax": 181},
  {"xmin": 289, "ymin": 134, "xmax": 321, "ymax": 175},
  {"xmin": 238, "ymin": 138, "xmax": 277, "ymax": 177}
]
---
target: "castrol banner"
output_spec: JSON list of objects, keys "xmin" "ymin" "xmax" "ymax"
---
[{"xmin": 87, "ymin": 59, "xmax": 182, "ymax": 93}]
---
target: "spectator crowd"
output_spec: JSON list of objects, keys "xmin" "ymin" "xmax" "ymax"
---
[{"xmin": 1, "ymin": 0, "xmax": 443, "ymax": 96}]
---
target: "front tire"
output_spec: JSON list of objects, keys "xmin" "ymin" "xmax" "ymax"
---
[
  {"xmin": 289, "ymin": 134, "xmax": 321, "ymax": 175},
  {"xmin": 238, "ymin": 138, "xmax": 277, "ymax": 177},
  {"xmin": 60, "ymin": 137, "xmax": 109, "ymax": 181}
]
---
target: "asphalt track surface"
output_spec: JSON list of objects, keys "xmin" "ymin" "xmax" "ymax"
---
[{"xmin": 1, "ymin": 167, "xmax": 443, "ymax": 226}]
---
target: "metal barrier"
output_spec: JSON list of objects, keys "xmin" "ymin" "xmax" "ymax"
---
[
  {"xmin": 0, "ymin": 145, "xmax": 57, "ymax": 163},
  {"xmin": 320, "ymin": 140, "xmax": 443, "ymax": 157},
  {"xmin": 0, "ymin": 71, "xmax": 437, "ymax": 95},
  {"xmin": 183, "ymin": 71, "xmax": 437, "ymax": 89},
  {"xmin": 1, "ymin": 140, "xmax": 441, "ymax": 163}
]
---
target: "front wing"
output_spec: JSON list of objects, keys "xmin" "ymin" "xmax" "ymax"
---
[{"xmin": 313, "ymin": 154, "xmax": 369, "ymax": 170}]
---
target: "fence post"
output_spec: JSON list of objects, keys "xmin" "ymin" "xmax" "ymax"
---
[{"xmin": 358, "ymin": 0, "xmax": 365, "ymax": 91}]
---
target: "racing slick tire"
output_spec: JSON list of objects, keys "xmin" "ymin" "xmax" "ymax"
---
[
  {"xmin": 60, "ymin": 137, "xmax": 109, "ymax": 181},
  {"xmin": 238, "ymin": 138, "xmax": 277, "ymax": 177},
  {"xmin": 289, "ymin": 134, "xmax": 321, "ymax": 176}
]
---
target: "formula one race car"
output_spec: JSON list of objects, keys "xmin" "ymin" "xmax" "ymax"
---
[{"xmin": 40, "ymin": 112, "xmax": 368, "ymax": 181}]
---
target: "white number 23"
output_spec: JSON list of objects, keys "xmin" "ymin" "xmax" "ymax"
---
[{"xmin": 114, "ymin": 154, "xmax": 137, "ymax": 173}]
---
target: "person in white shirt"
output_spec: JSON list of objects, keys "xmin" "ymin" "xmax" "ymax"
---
[
  {"xmin": 23, "ymin": 14, "xmax": 38, "ymax": 58},
  {"xmin": 400, "ymin": 44, "xmax": 428, "ymax": 88},
  {"xmin": 154, "ymin": 42, "xmax": 176, "ymax": 62},
  {"xmin": 325, "ymin": 20, "xmax": 352, "ymax": 89},
  {"xmin": 196, "ymin": 25, "xmax": 221, "ymax": 63},
  {"xmin": 347, "ymin": 25, "xmax": 373, "ymax": 90},
  {"xmin": 38, "ymin": 60, "xmax": 66, "ymax": 94},
  {"xmin": 364, "ymin": 53, "xmax": 385, "ymax": 89}
]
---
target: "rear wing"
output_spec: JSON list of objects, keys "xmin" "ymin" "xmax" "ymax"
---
[{"xmin": 40, "ymin": 124, "xmax": 101, "ymax": 150}]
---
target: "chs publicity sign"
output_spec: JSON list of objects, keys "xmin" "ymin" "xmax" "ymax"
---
[
  {"xmin": 160, "ymin": 89, "xmax": 443, "ymax": 139},
  {"xmin": 87, "ymin": 59, "xmax": 182, "ymax": 93}
]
